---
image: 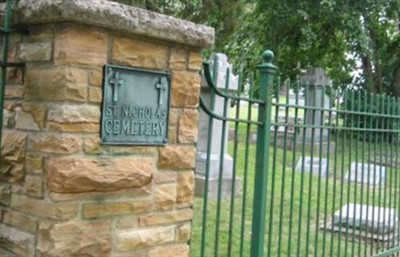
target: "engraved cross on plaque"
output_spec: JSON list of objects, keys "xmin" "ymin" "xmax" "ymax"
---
[
  {"xmin": 109, "ymin": 71, "xmax": 123, "ymax": 102},
  {"xmin": 155, "ymin": 77, "xmax": 168, "ymax": 106}
]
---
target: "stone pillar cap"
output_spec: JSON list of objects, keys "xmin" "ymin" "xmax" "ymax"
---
[{"xmin": 14, "ymin": 0, "xmax": 215, "ymax": 48}]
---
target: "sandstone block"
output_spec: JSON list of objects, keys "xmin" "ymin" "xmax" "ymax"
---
[
  {"xmin": 16, "ymin": 103, "xmax": 45, "ymax": 130},
  {"xmin": 139, "ymin": 209, "xmax": 193, "ymax": 226},
  {"xmin": 89, "ymin": 69, "xmax": 103, "ymax": 87},
  {"xmin": 153, "ymin": 171, "xmax": 177, "ymax": 184},
  {"xmin": 169, "ymin": 108, "xmax": 182, "ymax": 127},
  {"xmin": 112, "ymin": 37, "xmax": 168, "ymax": 69},
  {"xmin": 178, "ymin": 109, "xmax": 199, "ymax": 143},
  {"xmin": 54, "ymin": 26, "xmax": 108, "ymax": 67},
  {"xmin": 20, "ymin": 41, "xmax": 52, "ymax": 62},
  {"xmin": 83, "ymin": 199, "xmax": 152, "ymax": 219},
  {"xmin": 115, "ymin": 216, "xmax": 139, "ymax": 230},
  {"xmin": 0, "ymin": 224, "xmax": 35, "ymax": 257},
  {"xmin": 46, "ymin": 157, "xmax": 153, "ymax": 193},
  {"xmin": 176, "ymin": 222, "xmax": 191, "ymax": 242},
  {"xmin": 11, "ymin": 194, "xmax": 77, "ymax": 220},
  {"xmin": 116, "ymin": 226, "xmax": 175, "ymax": 251},
  {"xmin": 158, "ymin": 145, "xmax": 196, "ymax": 170},
  {"xmin": 24, "ymin": 175, "xmax": 43, "ymax": 198},
  {"xmin": 83, "ymin": 136, "xmax": 103, "ymax": 154},
  {"xmin": 168, "ymin": 127, "xmax": 177, "ymax": 144},
  {"xmin": 188, "ymin": 51, "xmax": 203, "ymax": 71},
  {"xmin": 37, "ymin": 220, "xmax": 112, "ymax": 257},
  {"xmin": 25, "ymin": 154, "xmax": 43, "ymax": 174},
  {"xmin": 177, "ymin": 172, "xmax": 194, "ymax": 206},
  {"xmin": 169, "ymin": 48, "xmax": 187, "ymax": 70},
  {"xmin": 29, "ymin": 133, "xmax": 81, "ymax": 154},
  {"xmin": 6, "ymin": 68, "xmax": 23, "ymax": 85},
  {"xmin": 5, "ymin": 85, "xmax": 24, "ymax": 99},
  {"xmin": 3, "ymin": 211, "xmax": 37, "ymax": 234},
  {"xmin": 171, "ymin": 71, "xmax": 201, "ymax": 107},
  {"xmin": 147, "ymin": 244, "xmax": 190, "ymax": 257},
  {"xmin": 25, "ymin": 67, "xmax": 87, "ymax": 102},
  {"xmin": 1, "ymin": 130, "xmax": 27, "ymax": 183},
  {"xmin": 89, "ymin": 86, "xmax": 102, "ymax": 103},
  {"xmin": 3, "ymin": 108, "xmax": 15, "ymax": 128},
  {"xmin": 47, "ymin": 104, "xmax": 100, "ymax": 123},
  {"xmin": 154, "ymin": 183, "xmax": 177, "ymax": 210},
  {"xmin": 47, "ymin": 122, "xmax": 100, "ymax": 133},
  {"xmin": 0, "ymin": 184, "xmax": 11, "ymax": 205}
]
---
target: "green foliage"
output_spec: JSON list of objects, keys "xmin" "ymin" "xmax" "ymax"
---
[{"xmin": 342, "ymin": 91, "xmax": 400, "ymax": 143}]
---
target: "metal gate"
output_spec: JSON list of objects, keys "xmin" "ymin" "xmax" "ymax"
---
[{"xmin": 191, "ymin": 50, "xmax": 400, "ymax": 257}]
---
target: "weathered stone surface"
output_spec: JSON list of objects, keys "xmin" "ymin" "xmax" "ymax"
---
[
  {"xmin": 153, "ymin": 171, "xmax": 177, "ymax": 184},
  {"xmin": 20, "ymin": 41, "xmax": 52, "ymax": 61},
  {"xmin": 0, "ymin": 224, "xmax": 35, "ymax": 257},
  {"xmin": 154, "ymin": 183, "xmax": 177, "ymax": 210},
  {"xmin": 115, "ymin": 217, "xmax": 139, "ymax": 230},
  {"xmin": 25, "ymin": 67, "xmax": 87, "ymax": 102},
  {"xmin": 11, "ymin": 194, "xmax": 78, "ymax": 220},
  {"xmin": 139, "ymin": 209, "xmax": 193, "ymax": 226},
  {"xmin": 168, "ymin": 127, "xmax": 177, "ymax": 144},
  {"xmin": 24, "ymin": 175, "xmax": 43, "ymax": 198},
  {"xmin": 116, "ymin": 226, "xmax": 175, "ymax": 251},
  {"xmin": 3, "ymin": 211, "xmax": 37, "ymax": 234},
  {"xmin": 46, "ymin": 157, "xmax": 153, "ymax": 193},
  {"xmin": 147, "ymin": 244, "xmax": 190, "ymax": 257},
  {"xmin": 37, "ymin": 220, "xmax": 112, "ymax": 257},
  {"xmin": 88, "ymin": 69, "xmax": 103, "ymax": 87},
  {"xmin": 47, "ymin": 104, "xmax": 100, "ymax": 123},
  {"xmin": 113, "ymin": 37, "xmax": 168, "ymax": 69},
  {"xmin": 54, "ymin": 26, "xmax": 108, "ymax": 67},
  {"xmin": 29, "ymin": 133, "xmax": 81, "ymax": 154},
  {"xmin": 49, "ymin": 184, "xmax": 151, "ymax": 202},
  {"xmin": 169, "ymin": 48, "xmax": 187, "ymax": 70},
  {"xmin": 1, "ymin": 130, "xmax": 27, "ymax": 183},
  {"xmin": 15, "ymin": 103, "xmax": 45, "ymax": 130},
  {"xmin": 5, "ymin": 85, "xmax": 24, "ymax": 99},
  {"xmin": 158, "ymin": 145, "xmax": 196, "ymax": 170},
  {"xmin": 188, "ymin": 51, "xmax": 202, "ymax": 71},
  {"xmin": 178, "ymin": 109, "xmax": 199, "ymax": 143},
  {"xmin": 83, "ymin": 136, "xmax": 102, "ymax": 154},
  {"xmin": 171, "ymin": 71, "xmax": 201, "ymax": 107},
  {"xmin": 3, "ymin": 108, "xmax": 15, "ymax": 128},
  {"xmin": 15, "ymin": 0, "xmax": 214, "ymax": 48},
  {"xmin": 89, "ymin": 86, "xmax": 102, "ymax": 103},
  {"xmin": 176, "ymin": 222, "xmax": 191, "ymax": 242},
  {"xmin": 47, "ymin": 122, "xmax": 100, "ymax": 133},
  {"xmin": 6, "ymin": 68, "xmax": 23, "ymax": 85},
  {"xmin": 83, "ymin": 199, "xmax": 152, "ymax": 219},
  {"xmin": 169, "ymin": 108, "xmax": 182, "ymax": 126},
  {"xmin": 25, "ymin": 154, "xmax": 43, "ymax": 174},
  {"xmin": 177, "ymin": 171, "xmax": 195, "ymax": 206},
  {"xmin": 0, "ymin": 184, "xmax": 11, "ymax": 205}
]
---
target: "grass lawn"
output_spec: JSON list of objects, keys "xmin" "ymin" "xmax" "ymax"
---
[{"xmin": 191, "ymin": 104, "xmax": 400, "ymax": 257}]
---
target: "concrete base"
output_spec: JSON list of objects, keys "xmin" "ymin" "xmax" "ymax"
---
[{"xmin": 194, "ymin": 174, "xmax": 241, "ymax": 199}]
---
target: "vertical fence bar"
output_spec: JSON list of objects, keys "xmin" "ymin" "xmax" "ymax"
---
[
  {"xmin": 0, "ymin": 0, "xmax": 13, "ymax": 157},
  {"xmin": 250, "ymin": 50, "xmax": 277, "ymax": 257}
]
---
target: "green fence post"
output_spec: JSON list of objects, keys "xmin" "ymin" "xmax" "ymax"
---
[{"xmin": 250, "ymin": 50, "xmax": 277, "ymax": 257}]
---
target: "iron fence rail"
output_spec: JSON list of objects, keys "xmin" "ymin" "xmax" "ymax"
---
[{"xmin": 192, "ymin": 50, "xmax": 400, "ymax": 257}]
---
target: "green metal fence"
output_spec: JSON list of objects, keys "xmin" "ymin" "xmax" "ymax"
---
[{"xmin": 192, "ymin": 50, "xmax": 400, "ymax": 257}]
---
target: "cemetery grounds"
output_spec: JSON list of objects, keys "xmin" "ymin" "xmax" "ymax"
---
[{"xmin": 191, "ymin": 91, "xmax": 400, "ymax": 257}]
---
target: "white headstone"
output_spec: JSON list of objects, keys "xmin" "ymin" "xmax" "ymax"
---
[
  {"xmin": 344, "ymin": 162, "xmax": 386, "ymax": 186},
  {"xmin": 295, "ymin": 156, "xmax": 329, "ymax": 176},
  {"xmin": 333, "ymin": 204, "xmax": 398, "ymax": 234},
  {"xmin": 196, "ymin": 53, "xmax": 240, "ymax": 199}
]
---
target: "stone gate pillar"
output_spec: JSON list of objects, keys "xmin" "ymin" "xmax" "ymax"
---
[{"xmin": 0, "ymin": 1, "xmax": 214, "ymax": 256}]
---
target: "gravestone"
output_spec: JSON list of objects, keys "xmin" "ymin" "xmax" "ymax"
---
[
  {"xmin": 295, "ymin": 156, "xmax": 329, "ymax": 176},
  {"xmin": 344, "ymin": 162, "xmax": 386, "ymax": 186},
  {"xmin": 333, "ymin": 204, "xmax": 398, "ymax": 234},
  {"xmin": 296, "ymin": 68, "xmax": 334, "ymax": 154},
  {"xmin": 195, "ymin": 53, "xmax": 240, "ymax": 199}
]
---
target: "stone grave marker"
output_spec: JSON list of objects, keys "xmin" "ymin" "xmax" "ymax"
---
[
  {"xmin": 195, "ymin": 53, "xmax": 240, "ymax": 199},
  {"xmin": 333, "ymin": 204, "xmax": 398, "ymax": 234},
  {"xmin": 344, "ymin": 162, "xmax": 386, "ymax": 186},
  {"xmin": 296, "ymin": 68, "xmax": 334, "ymax": 154},
  {"xmin": 295, "ymin": 156, "xmax": 329, "ymax": 176}
]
